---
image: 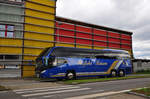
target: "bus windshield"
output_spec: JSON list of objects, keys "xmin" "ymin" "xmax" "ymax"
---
[{"xmin": 39, "ymin": 47, "xmax": 51, "ymax": 57}]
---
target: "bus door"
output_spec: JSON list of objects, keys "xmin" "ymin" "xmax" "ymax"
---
[{"xmin": 49, "ymin": 57, "xmax": 68, "ymax": 74}]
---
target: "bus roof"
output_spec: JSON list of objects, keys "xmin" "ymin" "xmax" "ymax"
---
[
  {"xmin": 51, "ymin": 46, "xmax": 129, "ymax": 53},
  {"xmin": 45, "ymin": 47, "xmax": 130, "ymax": 57}
]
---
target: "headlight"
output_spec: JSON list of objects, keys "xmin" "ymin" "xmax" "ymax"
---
[{"xmin": 41, "ymin": 70, "xmax": 46, "ymax": 73}]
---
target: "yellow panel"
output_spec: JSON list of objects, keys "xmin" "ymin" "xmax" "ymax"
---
[
  {"xmin": 25, "ymin": 17, "xmax": 55, "ymax": 27},
  {"xmin": 23, "ymin": 70, "xmax": 35, "ymax": 77},
  {"xmin": 26, "ymin": 2, "xmax": 55, "ymax": 13},
  {"xmin": 0, "ymin": 47, "xmax": 22, "ymax": 54},
  {"xmin": 23, "ymin": 55, "xmax": 37, "ymax": 60},
  {"xmin": 24, "ymin": 48, "xmax": 43, "ymax": 55},
  {"xmin": 25, "ymin": 9, "xmax": 55, "ymax": 20},
  {"xmin": 23, "ymin": 66, "xmax": 35, "ymax": 71},
  {"xmin": 29, "ymin": 0, "xmax": 56, "ymax": 7},
  {"xmin": 76, "ymin": 45, "xmax": 92, "ymax": 49},
  {"xmin": 0, "ymin": 38, "xmax": 22, "ymax": 46},
  {"xmin": 55, "ymin": 43, "xmax": 75, "ymax": 47},
  {"xmin": 24, "ymin": 32, "xmax": 54, "ymax": 41},
  {"xmin": 24, "ymin": 40, "xmax": 54, "ymax": 47},
  {"xmin": 23, "ymin": 61, "xmax": 35, "ymax": 65},
  {"xmin": 24, "ymin": 24, "xmax": 54, "ymax": 33},
  {"xmin": 94, "ymin": 47, "xmax": 106, "ymax": 50}
]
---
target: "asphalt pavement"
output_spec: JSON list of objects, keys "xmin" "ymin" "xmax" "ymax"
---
[{"xmin": 0, "ymin": 78, "xmax": 150, "ymax": 99}]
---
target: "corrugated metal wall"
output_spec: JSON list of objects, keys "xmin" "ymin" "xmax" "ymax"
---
[
  {"xmin": 55, "ymin": 19, "xmax": 132, "ymax": 55},
  {"xmin": 23, "ymin": 0, "xmax": 56, "ymax": 77}
]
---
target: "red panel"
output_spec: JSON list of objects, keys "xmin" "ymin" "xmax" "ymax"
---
[
  {"xmin": 108, "ymin": 32, "xmax": 120, "ymax": 38},
  {"xmin": 108, "ymin": 38, "xmax": 120, "ymax": 43},
  {"xmin": 94, "ymin": 41, "xmax": 107, "ymax": 47},
  {"xmin": 93, "ymin": 29, "xmax": 107, "ymax": 35},
  {"xmin": 56, "ymin": 29, "xmax": 74, "ymax": 37},
  {"xmin": 76, "ymin": 26, "xmax": 92, "ymax": 33},
  {"xmin": 76, "ymin": 32, "xmax": 92, "ymax": 39},
  {"xmin": 76, "ymin": 39, "xmax": 92, "ymax": 45},
  {"xmin": 94, "ymin": 35, "xmax": 107, "ymax": 41},
  {"xmin": 121, "ymin": 39, "xmax": 131, "ymax": 44},
  {"xmin": 56, "ymin": 22, "xmax": 75, "ymax": 30},
  {"xmin": 56, "ymin": 36, "xmax": 74, "ymax": 43},
  {"xmin": 109, "ymin": 43, "xmax": 120, "ymax": 48},
  {"xmin": 121, "ymin": 45, "xmax": 131, "ymax": 49},
  {"xmin": 121, "ymin": 34, "xmax": 131, "ymax": 40}
]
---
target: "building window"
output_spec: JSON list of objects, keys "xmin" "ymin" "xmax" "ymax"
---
[
  {"xmin": 0, "ymin": 55, "xmax": 3, "ymax": 59},
  {"xmin": 0, "ymin": 24, "xmax": 14, "ymax": 38},
  {"xmin": 6, "ymin": 0, "xmax": 22, "ymax": 2},
  {"xmin": 0, "ymin": 55, "xmax": 19, "ymax": 60},
  {"xmin": 5, "ymin": 55, "xmax": 19, "ymax": 60}
]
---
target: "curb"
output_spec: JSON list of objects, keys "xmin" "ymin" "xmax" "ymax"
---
[
  {"xmin": 127, "ymin": 87, "xmax": 150, "ymax": 98},
  {"xmin": 128, "ymin": 92, "xmax": 150, "ymax": 98},
  {"xmin": 64, "ymin": 76, "xmax": 150, "ymax": 85}
]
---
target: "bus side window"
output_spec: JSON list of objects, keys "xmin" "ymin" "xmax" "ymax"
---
[{"xmin": 57, "ymin": 58, "xmax": 68, "ymax": 66}]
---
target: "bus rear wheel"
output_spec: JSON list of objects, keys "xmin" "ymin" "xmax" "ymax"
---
[
  {"xmin": 66, "ymin": 71, "xmax": 76, "ymax": 80},
  {"xmin": 118, "ymin": 70, "xmax": 125, "ymax": 77},
  {"xmin": 111, "ymin": 70, "xmax": 117, "ymax": 77}
]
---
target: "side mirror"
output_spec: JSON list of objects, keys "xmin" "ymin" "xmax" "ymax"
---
[{"xmin": 45, "ymin": 57, "xmax": 49, "ymax": 66}]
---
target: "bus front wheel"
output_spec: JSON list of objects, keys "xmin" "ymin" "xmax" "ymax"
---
[
  {"xmin": 66, "ymin": 71, "xmax": 76, "ymax": 80},
  {"xmin": 110, "ymin": 70, "xmax": 117, "ymax": 77}
]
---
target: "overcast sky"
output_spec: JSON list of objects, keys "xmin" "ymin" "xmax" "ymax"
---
[{"xmin": 56, "ymin": 0, "xmax": 150, "ymax": 59}]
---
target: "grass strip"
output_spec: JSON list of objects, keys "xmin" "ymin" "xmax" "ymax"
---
[
  {"xmin": 132, "ymin": 87, "xmax": 150, "ymax": 96},
  {"xmin": 134, "ymin": 70, "xmax": 150, "ymax": 74},
  {"xmin": 62, "ymin": 75, "xmax": 150, "ymax": 85},
  {"xmin": 0, "ymin": 85, "xmax": 10, "ymax": 91}
]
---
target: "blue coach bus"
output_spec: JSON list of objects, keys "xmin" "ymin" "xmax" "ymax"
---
[{"xmin": 35, "ymin": 47, "xmax": 132, "ymax": 79}]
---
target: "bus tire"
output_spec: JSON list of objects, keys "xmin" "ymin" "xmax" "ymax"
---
[
  {"xmin": 66, "ymin": 71, "xmax": 76, "ymax": 80},
  {"xmin": 118, "ymin": 70, "xmax": 125, "ymax": 77},
  {"xmin": 110, "ymin": 70, "xmax": 117, "ymax": 77}
]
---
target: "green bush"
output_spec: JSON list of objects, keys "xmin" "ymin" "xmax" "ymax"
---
[{"xmin": 136, "ymin": 70, "xmax": 150, "ymax": 74}]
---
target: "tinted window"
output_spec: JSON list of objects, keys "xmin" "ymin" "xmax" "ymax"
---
[
  {"xmin": 0, "ymin": 55, "xmax": 3, "ymax": 59},
  {"xmin": 51, "ymin": 47, "xmax": 130, "ymax": 59},
  {"xmin": 51, "ymin": 47, "xmax": 103, "ymax": 57},
  {"xmin": 39, "ymin": 47, "xmax": 51, "ymax": 57},
  {"xmin": 96, "ymin": 55, "xmax": 117, "ymax": 59},
  {"xmin": 5, "ymin": 55, "xmax": 19, "ymax": 59}
]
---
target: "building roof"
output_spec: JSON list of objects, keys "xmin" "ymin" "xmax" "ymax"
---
[
  {"xmin": 132, "ymin": 59, "xmax": 150, "ymax": 62},
  {"xmin": 56, "ymin": 16, "xmax": 133, "ymax": 35}
]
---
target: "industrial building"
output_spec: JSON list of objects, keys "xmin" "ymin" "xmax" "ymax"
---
[{"xmin": 0, "ymin": 0, "xmax": 133, "ymax": 77}]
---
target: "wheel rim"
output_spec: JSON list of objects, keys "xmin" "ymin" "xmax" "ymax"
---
[
  {"xmin": 112, "ymin": 71, "xmax": 116, "ymax": 77},
  {"xmin": 67, "ymin": 73, "xmax": 74, "ymax": 79},
  {"xmin": 119, "ymin": 71, "xmax": 124, "ymax": 76}
]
